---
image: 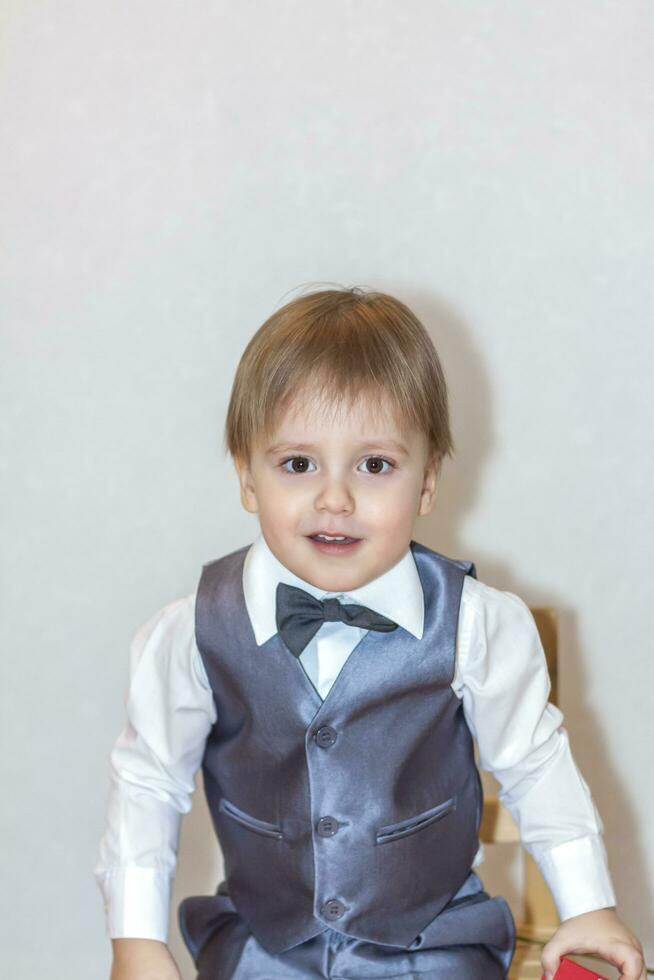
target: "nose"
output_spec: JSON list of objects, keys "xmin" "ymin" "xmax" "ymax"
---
[{"xmin": 314, "ymin": 474, "xmax": 355, "ymax": 515}]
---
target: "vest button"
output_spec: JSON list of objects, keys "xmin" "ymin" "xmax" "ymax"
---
[
  {"xmin": 320, "ymin": 898, "xmax": 346, "ymax": 921},
  {"xmin": 315, "ymin": 725, "xmax": 338, "ymax": 748},
  {"xmin": 316, "ymin": 815, "xmax": 339, "ymax": 837}
]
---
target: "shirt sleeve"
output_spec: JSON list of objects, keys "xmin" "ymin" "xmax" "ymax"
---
[
  {"xmin": 93, "ymin": 594, "xmax": 217, "ymax": 941},
  {"xmin": 452, "ymin": 576, "xmax": 617, "ymax": 922}
]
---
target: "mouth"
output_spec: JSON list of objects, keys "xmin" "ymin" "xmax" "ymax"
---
[{"xmin": 306, "ymin": 533, "xmax": 363, "ymax": 555}]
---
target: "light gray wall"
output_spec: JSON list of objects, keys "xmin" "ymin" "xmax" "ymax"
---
[{"xmin": 1, "ymin": 2, "xmax": 652, "ymax": 976}]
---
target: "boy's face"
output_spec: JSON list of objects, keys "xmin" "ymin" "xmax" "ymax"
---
[{"xmin": 234, "ymin": 387, "xmax": 441, "ymax": 592}]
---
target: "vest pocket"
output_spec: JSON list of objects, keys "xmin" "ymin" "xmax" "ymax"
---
[
  {"xmin": 218, "ymin": 797, "xmax": 284, "ymax": 839},
  {"xmin": 375, "ymin": 795, "xmax": 457, "ymax": 845}
]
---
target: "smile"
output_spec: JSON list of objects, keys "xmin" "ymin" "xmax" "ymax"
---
[{"xmin": 306, "ymin": 534, "xmax": 362, "ymax": 555}]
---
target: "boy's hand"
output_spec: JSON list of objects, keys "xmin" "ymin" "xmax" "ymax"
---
[
  {"xmin": 110, "ymin": 938, "xmax": 183, "ymax": 980},
  {"xmin": 541, "ymin": 907, "xmax": 646, "ymax": 980}
]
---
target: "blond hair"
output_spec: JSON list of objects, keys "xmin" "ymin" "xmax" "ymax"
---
[{"xmin": 224, "ymin": 285, "xmax": 454, "ymax": 465}]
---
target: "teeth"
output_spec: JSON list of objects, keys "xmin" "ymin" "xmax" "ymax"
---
[{"xmin": 315, "ymin": 534, "xmax": 347, "ymax": 541}]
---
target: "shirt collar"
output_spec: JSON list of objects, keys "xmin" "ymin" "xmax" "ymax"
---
[{"xmin": 242, "ymin": 530, "xmax": 425, "ymax": 645}]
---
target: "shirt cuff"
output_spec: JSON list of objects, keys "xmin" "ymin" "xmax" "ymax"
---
[
  {"xmin": 96, "ymin": 867, "xmax": 173, "ymax": 941},
  {"xmin": 534, "ymin": 833, "xmax": 617, "ymax": 922}
]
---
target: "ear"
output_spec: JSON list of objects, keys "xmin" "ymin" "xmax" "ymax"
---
[
  {"xmin": 418, "ymin": 452, "xmax": 441, "ymax": 517},
  {"xmin": 233, "ymin": 453, "xmax": 259, "ymax": 514}
]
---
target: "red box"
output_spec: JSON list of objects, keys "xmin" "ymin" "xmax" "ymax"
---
[{"xmin": 542, "ymin": 956, "xmax": 611, "ymax": 979}]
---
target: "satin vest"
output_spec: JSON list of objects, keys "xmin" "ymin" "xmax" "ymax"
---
[{"xmin": 179, "ymin": 540, "xmax": 497, "ymax": 960}]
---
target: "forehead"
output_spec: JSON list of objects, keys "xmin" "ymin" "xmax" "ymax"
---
[
  {"xmin": 263, "ymin": 386, "xmax": 416, "ymax": 446},
  {"xmin": 275, "ymin": 391, "xmax": 405, "ymax": 435}
]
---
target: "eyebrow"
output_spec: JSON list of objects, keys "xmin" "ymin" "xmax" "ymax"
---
[{"xmin": 265, "ymin": 440, "xmax": 410, "ymax": 457}]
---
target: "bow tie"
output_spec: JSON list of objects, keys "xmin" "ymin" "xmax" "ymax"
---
[{"xmin": 275, "ymin": 581, "xmax": 399, "ymax": 658}]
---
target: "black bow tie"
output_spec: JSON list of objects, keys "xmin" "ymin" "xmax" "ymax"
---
[{"xmin": 275, "ymin": 581, "xmax": 399, "ymax": 658}]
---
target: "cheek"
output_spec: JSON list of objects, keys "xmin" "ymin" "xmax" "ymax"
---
[
  {"xmin": 364, "ymin": 495, "xmax": 414, "ymax": 534},
  {"xmin": 368, "ymin": 475, "xmax": 419, "ymax": 510},
  {"xmin": 260, "ymin": 483, "xmax": 306, "ymax": 522}
]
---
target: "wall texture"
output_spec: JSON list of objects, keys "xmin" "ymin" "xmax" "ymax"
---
[{"xmin": 1, "ymin": 2, "xmax": 652, "ymax": 976}]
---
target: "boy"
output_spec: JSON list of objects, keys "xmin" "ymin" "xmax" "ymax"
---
[{"xmin": 96, "ymin": 287, "xmax": 645, "ymax": 979}]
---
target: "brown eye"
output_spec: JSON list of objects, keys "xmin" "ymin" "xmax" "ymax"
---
[
  {"xmin": 281, "ymin": 456, "xmax": 315, "ymax": 474},
  {"xmin": 363, "ymin": 457, "xmax": 392, "ymax": 475}
]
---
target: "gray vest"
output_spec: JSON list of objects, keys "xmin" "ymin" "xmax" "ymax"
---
[{"xmin": 179, "ymin": 540, "xmax": 491, "ymax": 959}]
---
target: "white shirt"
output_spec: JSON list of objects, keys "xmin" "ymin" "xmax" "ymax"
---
[{"xmin": 94, "ymin": 533, "xmax": 616, "ymax": 942}]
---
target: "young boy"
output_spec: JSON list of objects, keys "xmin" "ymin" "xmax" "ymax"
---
[{"xmin": 95, "ymin": 287, "xmax": 645, "ymax": 980}]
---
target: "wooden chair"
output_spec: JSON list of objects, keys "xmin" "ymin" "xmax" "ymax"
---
[{"xmin": 478, "ymin": 606, "xmax": 560, "ymax": 979}]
